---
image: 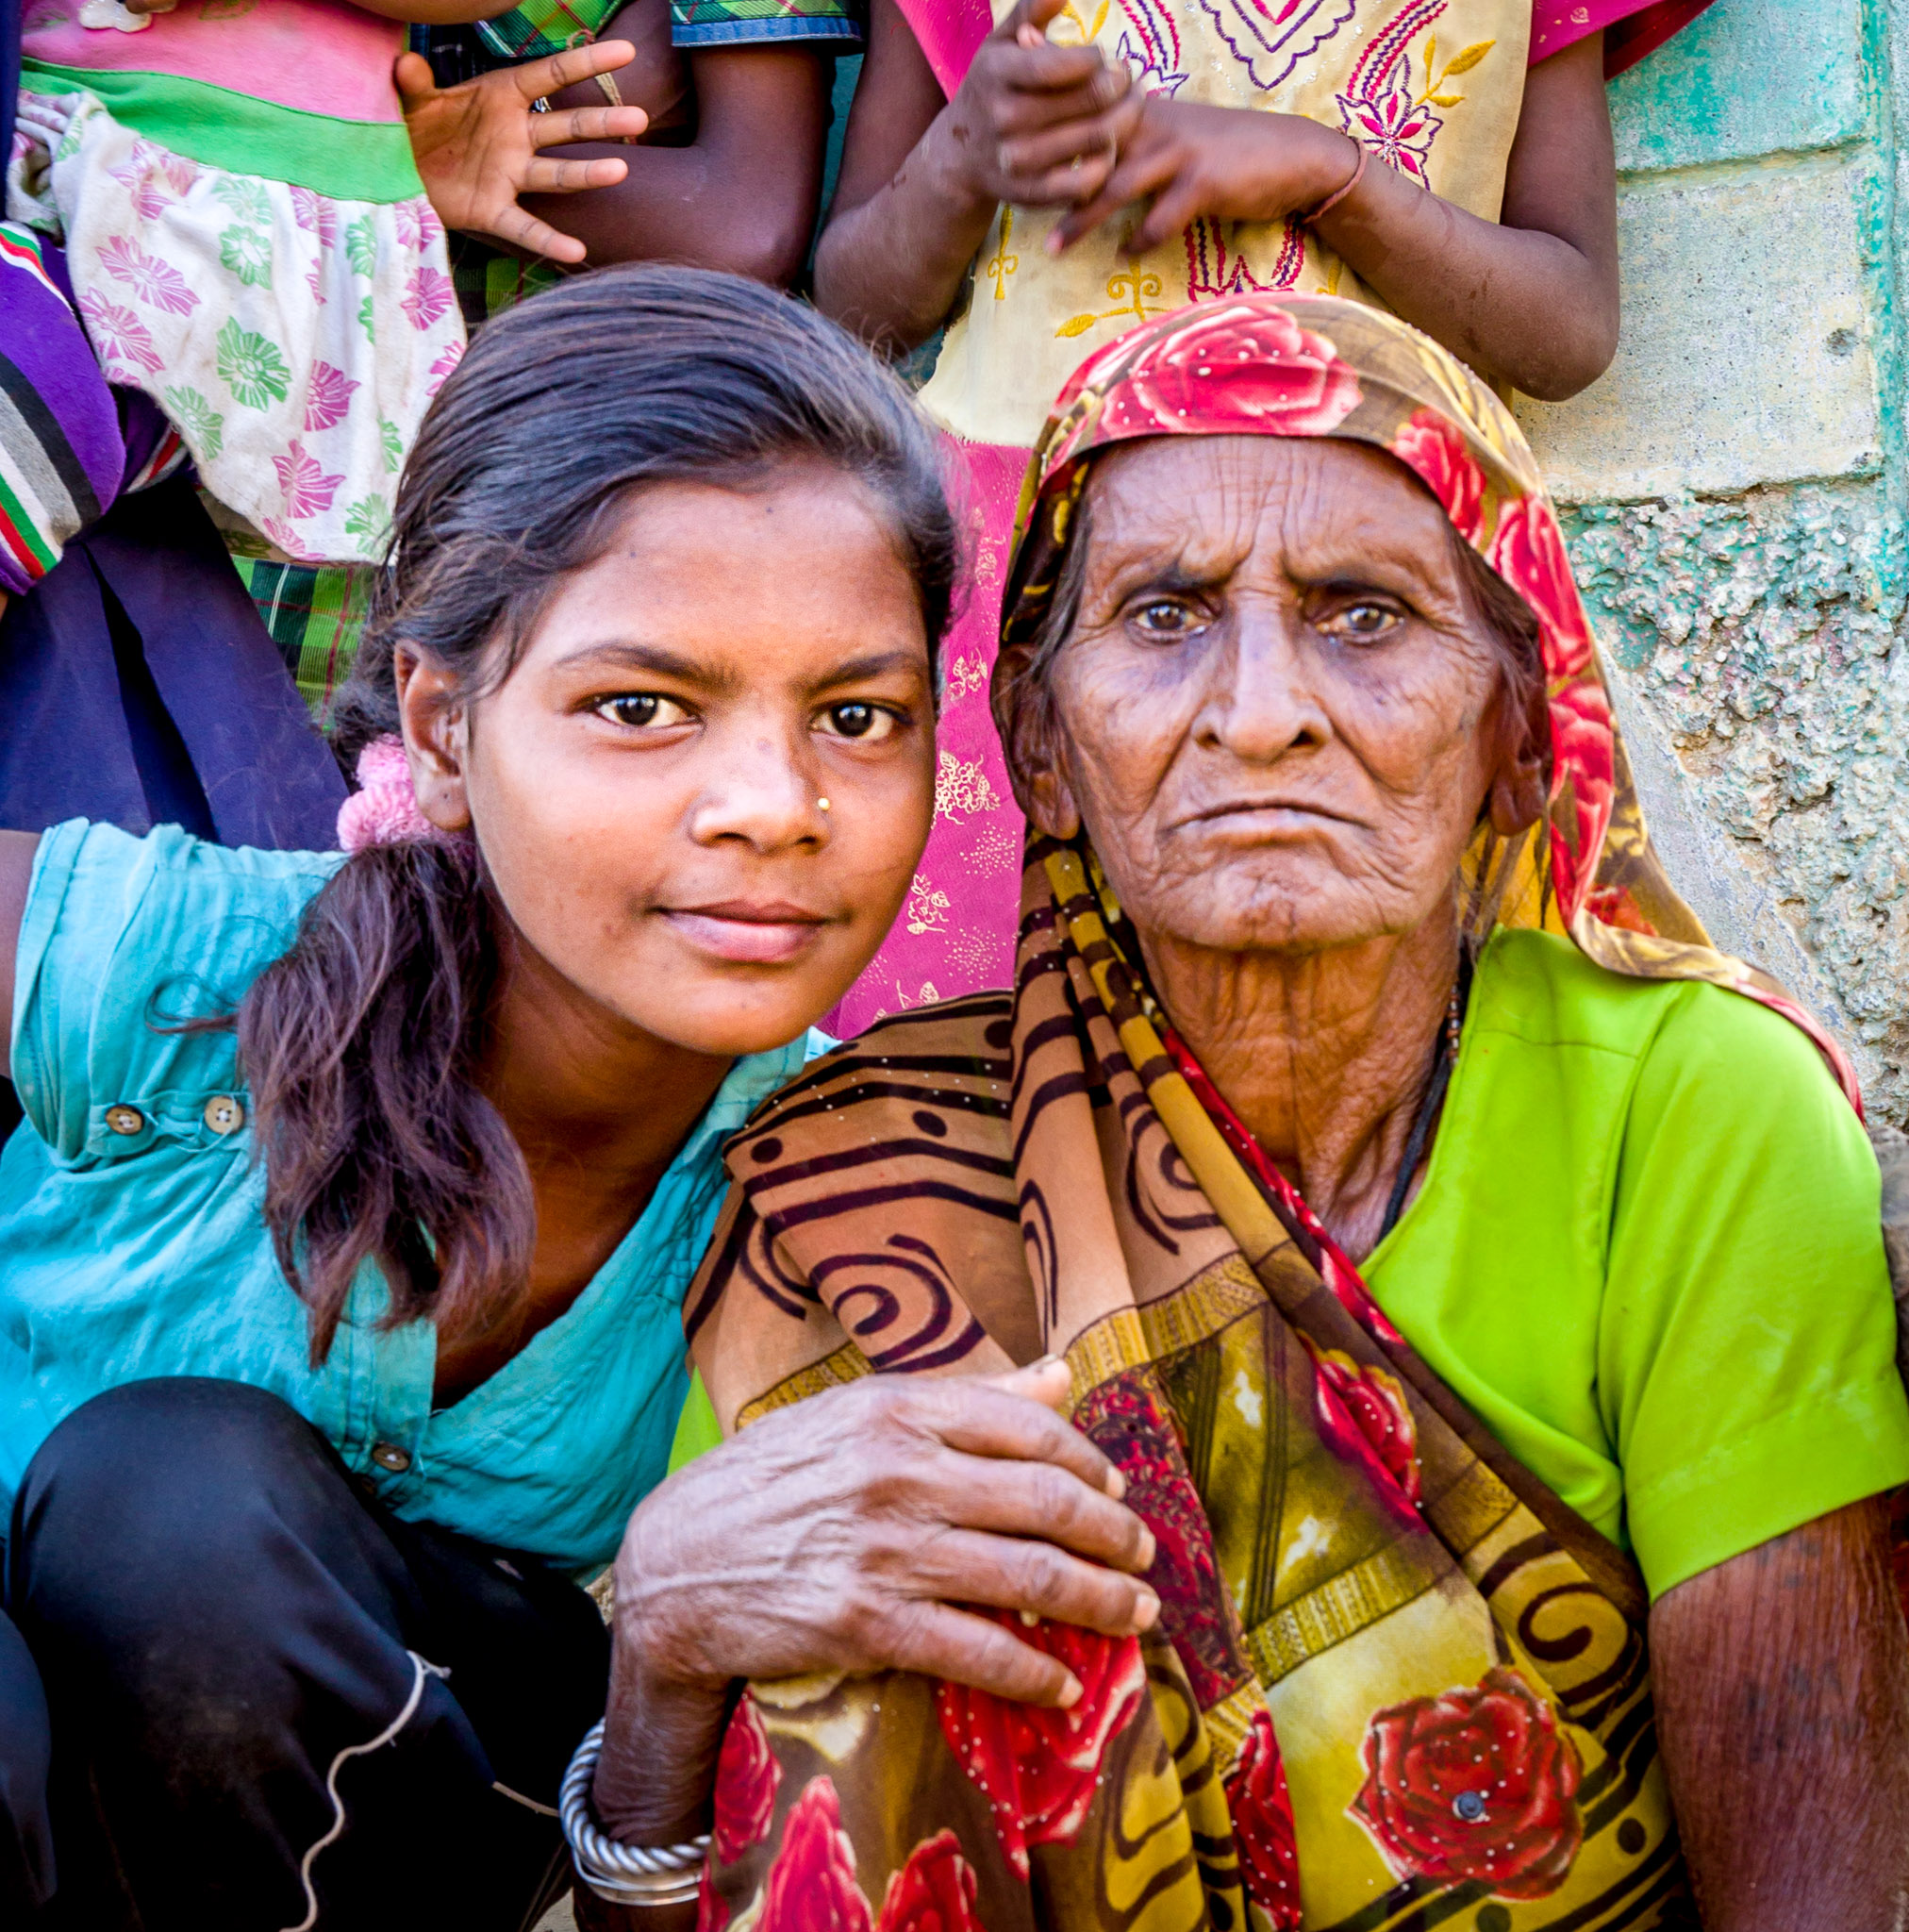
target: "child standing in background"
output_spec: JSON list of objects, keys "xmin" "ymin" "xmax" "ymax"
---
[{"xmin": 11, "ymin": 0, "xmax": 644, "ymax": 567}]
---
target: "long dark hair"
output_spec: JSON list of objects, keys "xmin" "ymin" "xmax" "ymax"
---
[{"xmin": 241, "ymin": 267, "xmax": 957, "ymax": 1363}]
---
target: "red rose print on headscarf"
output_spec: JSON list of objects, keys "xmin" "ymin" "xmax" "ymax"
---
[
  {"xmin": 1546, "ymin": 675, "xmax": 1617, "ymax": 921},
  {"xmin": 1301, "ymin": 1339, "xmax": 1421, "ymax": 1516},
  {"xmin": 1090, "ymin": 303, "xmax": 1362, "ymax": 446},
  {"xmin": 711, "ymin": 1691, "xmax": 782, "ymax": 1864},
  {"xmin": 756, "ymin": 1776, "xmax": 872, "ymax": 1932},
  {"xmin": 937, "ymin": 1613, "xmax": 1147, "ymax": 1878},
  {"xmin": 1350, "ymin": 1668, "xmax": 1584, "ymax": 1900},
  {"xmin": 1488, "ymin": 496, "xmax": 1594, "ymax": 683},
  {"xmin": 875, "ymin": 1830, "xmax": 987, "ymax": 1932},
  {"xmin": 1583, "ymin": 885, "xmax": 1656, "ymax": 936},
  {"xmin": 1390, "ymin": 408, "xmax": 1488, "ymax": 546},
  {"xmin": 1225, "ymin": 1708, "xmax": 1303, "ymax": 1929}
]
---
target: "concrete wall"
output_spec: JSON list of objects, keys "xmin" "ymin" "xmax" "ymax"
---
[{"xmin": 1515, "ymin": 0, "xmax": 1909, "ymax": 1111}]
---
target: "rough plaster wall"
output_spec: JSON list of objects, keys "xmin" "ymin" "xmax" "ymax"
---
[{"xmin": 1514, "ymin": 0, "xmax": 1909, "ymax": 1112}]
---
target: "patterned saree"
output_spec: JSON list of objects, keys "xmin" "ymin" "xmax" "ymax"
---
[{"xmin": 681, "ymin": 298, "xmax": 1857, "ymax": 1932}]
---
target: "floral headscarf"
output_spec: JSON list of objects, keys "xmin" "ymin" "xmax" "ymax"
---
[{"xmin": 995, "ymin": 293, "xmax": 1860, "ymax": 1109}]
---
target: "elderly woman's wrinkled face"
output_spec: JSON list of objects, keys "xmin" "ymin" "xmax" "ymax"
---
[{"xmin": 1025, "ymin": 435, "xmax": 1536, "ymax": 958}]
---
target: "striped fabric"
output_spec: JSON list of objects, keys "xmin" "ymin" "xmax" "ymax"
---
[{"xmin": 0, "ymin": 222, "xmax": 119, "ymax": 599}]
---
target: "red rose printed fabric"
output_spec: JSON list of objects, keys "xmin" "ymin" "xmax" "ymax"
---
[
  {"xmin": 936, "ymin": 1611, "xmax": 1148, "ymax": 1878},
  {"xmin": 712, "ymin": 1692, "xmax": 782, "ymax": 1865},
  {"xmin": 874, "ymin": 1830, "xmax": 988, "ymax": 1932},
  {"xmin": 755, "ymin": 1775, "xmax": 872, "ymax": 1932},
  {"xmin": 1074, "ymin": 1371, "xmax": 1249, "ymax": 1707},
  {"xmin": 1351, "ymin": 1668, "xmax": 1585, "ymax": 1900},
  {"xmin": 1225, "ymin": 1708, "xmax": 1303, "ymax": 1931},
  {"xmin": 1301, "ymin": 1338, "xmax": 1422, "ymax": 1512}
]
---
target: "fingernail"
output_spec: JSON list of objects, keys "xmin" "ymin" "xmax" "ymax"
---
[
  {"xmin": 1137, "ymin": 1526, "xmax": 1157, "ymax": 1571},
  {"xmin": 1104, "ymin": 1464, "xmax": 1127, "ymax": 1500},
  {"xmin": 1056, "ymin": 1674, "xmax": 1084, "ymax": 1707},
  {"xmin": 1047, "ymin": 233, "xmax": 1066, "ymax": 256},
  {"xmin": 1133, "ymin": 1588, "xmax": 1160, "ymax": 1632},
  {"xmin": 1031, "ymin": 1353, "xmax": 1060, "ymax": 1371}
]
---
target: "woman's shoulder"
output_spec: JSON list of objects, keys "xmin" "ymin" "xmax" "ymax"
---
[
  {"xmin": 1478, "ymin": 925, "xmax": 1849, "ymax": 1101},
  {"xmin": 724, "ymin": 989, "xmax": 1014, "ymax": 1167}
]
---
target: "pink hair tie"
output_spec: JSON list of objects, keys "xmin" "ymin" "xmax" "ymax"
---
[{"xmin": 335, "ymin": 735, "xmax": 446, "ymax": 853}]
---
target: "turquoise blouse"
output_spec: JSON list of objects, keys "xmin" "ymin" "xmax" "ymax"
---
[{"xmin": 1, "ymin": 821, "xmax": 822, "ymax": 1575}]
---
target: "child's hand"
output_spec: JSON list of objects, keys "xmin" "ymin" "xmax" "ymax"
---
[
  {"xmin": 396, "ymin": 42, "xmax": 650, "ymax": 266},
  {"xmin": 1048, "ymin": 97, "xmax": 1359, "ymax": 254},
  {"xmin": 941, "ymin": 0, "xmax": 1142, "ymax": 216}
]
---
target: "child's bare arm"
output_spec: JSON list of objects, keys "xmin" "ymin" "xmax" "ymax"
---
[
  {"xmin": 1052, "ymin": 33, "xmax": 1618, "ymax": 399},
  {"xmin": 814, "ymin": 0, "xmax": 1139, "ymax": 355},
  {"xmin": 515, "ymin": 12, "xmax": 832, "ymax": 288}
]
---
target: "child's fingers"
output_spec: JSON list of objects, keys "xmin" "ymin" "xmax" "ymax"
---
[
  {"xmin": 528, "ymin": 103, "xmax": 650, "ymax": 147},
  {"xmin": 511, "ymin": 38, "xmax": 639, "ymax": 102},
  {"xmin": 990, "ymin": 58, "xmax": 1127, "ymax": 137},
  {"xmin": 1051, "ymin": 144, "xmax": 1179, "ymax": 248},
  {"xmin": 490, "ymin": 205, "xmax": 591, "ymax": 264},
  {"xmin": 522, "ymin": 155, "xmax": 631, "ymax": 193},
  {"xmin": 995, "ymin": 92, "xmax": 1137, "ymax": 177},
  {"xmin": 393, "ymin": 50, "xmax": 440, "ymax": 112},
  {"xmin": 1122, "ymin": 174, "xmax": 1206, "ymax": 254},
  {"xmin": 991, "ymin": 0, "xmax": 1070, "ymax": 46}
]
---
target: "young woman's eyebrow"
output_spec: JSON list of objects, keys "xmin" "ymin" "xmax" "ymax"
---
[
  {"xmin": 807, "ymin": 648, "xmax": 925, "ymax": 693},
  {"xmin": 550, "ymin": 639, "xmax": 737, "ymax": 691}
]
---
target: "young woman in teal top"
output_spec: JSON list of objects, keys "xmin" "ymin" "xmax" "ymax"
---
[{"xmin": 0, "ymin": 269, "xmax": 1169, "ymax": 1927}]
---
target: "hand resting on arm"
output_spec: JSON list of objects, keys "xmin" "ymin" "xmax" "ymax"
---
[{"xmin": 581, "ymin": 1357, "xmax": 1157, "ymax": 1925}]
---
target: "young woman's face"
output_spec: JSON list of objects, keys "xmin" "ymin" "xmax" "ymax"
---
[{"xmin": 404, "ymin": 465, "xmax": 937, "ymax": 1057}]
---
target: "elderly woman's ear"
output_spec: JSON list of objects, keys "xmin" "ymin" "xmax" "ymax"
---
[
  {"xmin": 1484, "ymin": 679, "xmax": 1549, "ymax": 839},
  {"xmin": 994, "ymin": 643, "xmax": 1083, "ymax": 840}
]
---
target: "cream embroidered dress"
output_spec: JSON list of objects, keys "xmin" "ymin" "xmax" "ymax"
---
[{"xmin": 11, "ymin": 0, "xmax": 464, "ymax": 566}]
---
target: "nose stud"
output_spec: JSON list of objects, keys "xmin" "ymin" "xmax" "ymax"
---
[{"xmin": 817, "ymin": 797, "xmax": 831, "ymax": 813}]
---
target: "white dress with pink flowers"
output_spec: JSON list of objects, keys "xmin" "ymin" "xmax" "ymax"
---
[{"xmin": 12, "ymin": 0, "xmax": 464, "ymax": 566}]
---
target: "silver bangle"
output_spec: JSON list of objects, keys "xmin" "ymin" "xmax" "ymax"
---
[{"xmin": 559, "ymin": 1719, "xmax": 711, "ymax": 1909}]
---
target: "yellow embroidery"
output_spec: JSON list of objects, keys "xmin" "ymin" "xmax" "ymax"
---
[
  {"xmin": 1416, "ymin": 33, "xmax": 1496, "ymax": 107},
  {"xmin": 984, "ymin": 207, "xmax": 1019, "ymax": 301},
  {"xmin": 1050, "ymin": 0, "xmax": 1109, "ymax": 42},
  {"xmin": 1056, "ymin": 267, "xmax": 1167, "ymax": 340}
]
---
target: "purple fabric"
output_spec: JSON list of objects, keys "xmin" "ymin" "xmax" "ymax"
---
[
  {"xmin": 0, "ymin": 474, "xmax": 348, "ymax": 847},
  {"xmin": 0, "ymin": 241, "xmax": 124, "ymax": 598}
]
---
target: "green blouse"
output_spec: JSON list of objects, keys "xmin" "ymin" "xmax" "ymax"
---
[{"xmin": 1367, "ymin": 926, "xmax": 1909, "ymax": 1598}]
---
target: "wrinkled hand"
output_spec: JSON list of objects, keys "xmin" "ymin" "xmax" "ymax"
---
[
  {"xmin": 1052, "ymin": 95, "xmax": 1360, "ymax": 255},
  {"xmin": 615, "ymin": 1358, "xmax": 1159, "ymax": 1703},
  {"xmin": 395, "ymin": 42, "xmax": 650, "ymax": 265},
  {"xmin": 942, "ymin": 0, "xmax": 1143, "ymax": 214}
]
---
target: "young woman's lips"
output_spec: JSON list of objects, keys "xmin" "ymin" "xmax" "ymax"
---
[{"xmin": 663, "ymin": 904, "xmax": 828, "ymax": 964}]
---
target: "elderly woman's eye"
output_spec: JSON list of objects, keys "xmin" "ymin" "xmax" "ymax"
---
[
  {"xmin": 817, "ymin": 701, "xmax": 897, "ymax": 741},
  {"xmin": 594, "ymin": 692, "xmax": 691, "ymax": 729},
  {"xmin": 1131, "ymin": 598, "xmax": 1203, "ymax": 638},
  {"xmin": 1323, "ymin": 600, "xmax": 1402, "ymax": 641}
]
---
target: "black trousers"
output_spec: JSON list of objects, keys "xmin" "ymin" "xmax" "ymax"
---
[{"xmin": 0, "ymin": 1378, "xmax": 611, "ymax": 1930}]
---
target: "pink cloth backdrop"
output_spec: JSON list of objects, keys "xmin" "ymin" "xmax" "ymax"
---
[
  {"xmin": 829, "ymin": 438, "xmax": 1027, "ymax": 1036},
  {"xmin": 826, "ymin": 0, "xmax": 1715, "ymax": 1035}
]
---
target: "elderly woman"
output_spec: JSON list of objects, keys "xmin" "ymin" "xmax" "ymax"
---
[{"xmin": 577, "ymin": 296, "xmax": 1909, "ymax": 1932}]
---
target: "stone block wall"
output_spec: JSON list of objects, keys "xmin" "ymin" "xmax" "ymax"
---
[{"xmin": 1515, "ymin": 0, "xmax": 1909, "ymax": 1111}]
